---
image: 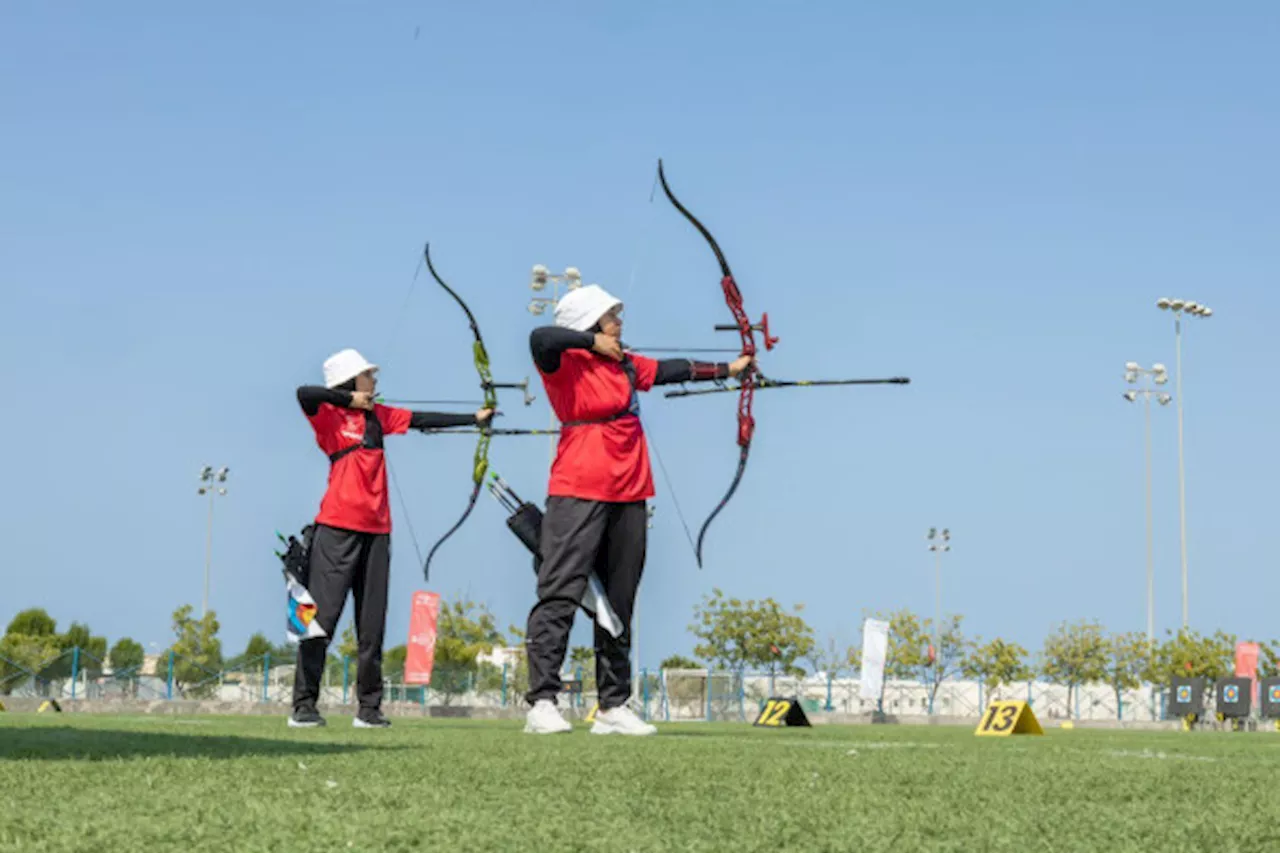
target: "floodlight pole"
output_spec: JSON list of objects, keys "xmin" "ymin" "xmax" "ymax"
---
[
  {"xmin": 1156, "ymin": 298, "xmax": 1211, "ymax": 629},
  {"xmin": 197, "ymin": 466, "xmax": 230, "ymax": 618},
  {"xmin": 925, "ymin": 527, "xmax": 951, "ymax": 701},
  {"xmin": 1144, "ymin": 390, "xmax": 1154, "ymax": 645},
  {"xmin": 934, "ymin": 550, "xmax": 941, "ymax": 655},
  {"xmin": 1174, "ymin": 315, "xmax": 1187, "ymax": 628},
  {"xmin": 205, "ymin": 490, "xmax": 214, "ymax": 617},
  {"xmin": 1123, "ymin": 363, "xmax": 1170, "ymax": 645}
]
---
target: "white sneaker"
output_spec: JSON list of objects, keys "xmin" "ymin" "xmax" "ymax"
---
[
  {"xmin": 591, "ymin": 705, "xmax": 657, "ymax": 736},
  {"xmin": 524, "ymin": 699, "xmax": 573, "ymax": 734}
]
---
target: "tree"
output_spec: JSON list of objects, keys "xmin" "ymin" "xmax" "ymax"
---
[
  {"xmin": 568, "ymin": 646, "xmax": 594, "ymax": 671},
  {"xmin": 241, "ymin": 633, "xmax": 273, "ymax": 663},
  {"xmin": 871, "ymin": 609, "xmax": 919, "ymax": 682},
  {"xmin": 844, "ymin": 643, "xmax": 862, "ymax": 675},
  {"xmin": 382, "ymin": 645, "xmax": 408, "ymax": 680},
  {"xmin": 963, "ymin": 638, "xmax": 1032, "ymax": 698},
  {"xmin": 431, "ymin": 599, "xmax": 504, "ymax": 704},
  {"xmin": 803, "ymin": 637, "xmax": 858, "ymax": 711},
  {"xmin": 6, "ymin": 609, "xmax": 56, "ymax": 638},
  {"xmin": 877, "ymin": 610, "xmax": 969, "ymax": 710},
  {"xmin": 1104, "ymin": 632, "xmax": 1153, "ymax": 718},
  {"xmin": 108, "ymin": 637, "xmax": 145, "ymax": 674},
  {"xmin": 474, "ymin": 658, "xmax": 508, "ymax": 697},
  {"xmin": 657, "ymin": 654, "xmax": 704, "ymax": 705},
  {"xmin": 0, "ymin": 634, "xmax": 61, "ymax": 695},
  {"xmin": 106, "ymin": 636, "xmax": 146, "ymax": 698},
  {"xmin": 689, "ymin": 588, "xmax": 815, "ymax": 677},
  {"xmin": 0, "ymin": 609, "xmax": 64, "ymax": 692},
  {"xmin": 1258, "ymin": 640, "xmax": 1280, "ymax": 678},
  {"xmin": 165, "ymin": 605, "xmax": 224, "ymax": 699},
  {"xmin": 50, "ymin": 622, "xmax": 107, "ymax": 679},
  {"xmin": 1039, "ymin": 620, "xmax": 1108, "ymax": 714},
  {"xmin": 1148, "ymin": 628, "xmax": 1236, "ymax": 688},
  {"xmin": 226, "ymin": 633, "xmax": 294, "ymax": 674},
  {"xmin": 336, "ymin": 624, "xmax": 358, "ymax": 660},
  {"xmin": 806, "ymin": 638, "xmax": 848, "ymax": 679}
]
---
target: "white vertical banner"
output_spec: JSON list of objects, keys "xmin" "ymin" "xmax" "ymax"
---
[{"xmin": 859, "ymin": 618, "xmax": 890, "ymax": 701}]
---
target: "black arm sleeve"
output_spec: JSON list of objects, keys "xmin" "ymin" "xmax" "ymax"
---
[
  {"xmin": 530, "ymin": 326, "xmax": 595, "ymax": 373},
  {"xmin": 297, "ymin": 386, "xmax": 352, "ymax": 416},
  {"xmin": 410, "ymin": 412, "xmax": 481, "ymax": 431},
  {"xmin": 654, "ymin": 360, "xmax": 731, "ymax": 386}
]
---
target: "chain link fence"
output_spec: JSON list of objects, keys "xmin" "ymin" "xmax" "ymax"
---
[{"xmin": 0, "ymin": 647, "xmax": 1215, "ymax": 723}]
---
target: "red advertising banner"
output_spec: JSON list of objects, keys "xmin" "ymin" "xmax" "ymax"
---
[
  {"xmin": 1236, "ymin": 641, "xmax": 1260, "ymax": 679},
  {"xmin": 405, "ymin": 591, "xmax": 441, "ymax": 685},
  {"xmin": 1236, "ymin": 641, "xmax": 1261, "ymax": 706}
]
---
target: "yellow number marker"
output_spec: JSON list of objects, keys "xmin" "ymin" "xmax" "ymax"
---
[{"xmin": 974, "ymin": 700, "xmax": 1043, "ymax": 736}]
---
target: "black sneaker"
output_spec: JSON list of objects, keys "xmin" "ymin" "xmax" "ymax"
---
[
  {"xmin": 288, "ymin": 708, "xmax": 326, "ymax": 728},
  {"xmin": 353, "ymin": 709, "xmax": 391, "ymax": 729}
]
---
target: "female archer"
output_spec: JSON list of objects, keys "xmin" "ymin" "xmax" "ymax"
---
[
  {"xmin": 291, "ymin": 348, "xmax": 493, "ymax": 729},
  {"xmin": 524, "ymin": 285, "xmax": 753, "ymax": 735}
]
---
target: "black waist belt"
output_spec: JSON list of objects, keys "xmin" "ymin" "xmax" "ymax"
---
[{"xmin": 559, "ymin": 410, "xmax": 639, "ymax": 428}]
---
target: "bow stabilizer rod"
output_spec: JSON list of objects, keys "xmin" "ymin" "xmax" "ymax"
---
[
  {"xmin": 420, "ymin": 427, "xmax": 560, "ymax": 436},
  {"xmin": 665, "ymin": 376, "xmax": 911, "ymax": 399}
]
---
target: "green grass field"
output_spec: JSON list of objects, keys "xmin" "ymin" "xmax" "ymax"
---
[{"xmin": 2, "ymin": 713, "xmax": 1279, "ymax": 852}]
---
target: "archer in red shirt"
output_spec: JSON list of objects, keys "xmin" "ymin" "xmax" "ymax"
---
[
  {"xmin": 541, "ymin": 346, "xmax": 658, "ymax": 504},
  {"xmin": 522, "ymin": 286, "xmax": 753, "ymax": 737},
  {"xmin": 290, "ymin": 348, "xmax": 493, "ymax": 730},
  {"xmin": 305, "ymin": 399, "xmax": 410, "ymax": 534}
]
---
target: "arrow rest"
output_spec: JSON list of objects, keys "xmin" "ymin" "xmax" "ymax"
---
[
  {"xmin": 713, "ymin": 311, "xmax": 779, "ymax": 351},
  {"xmin": 490, "ymin": 377, "xmax": 536, "ymax": 406}
]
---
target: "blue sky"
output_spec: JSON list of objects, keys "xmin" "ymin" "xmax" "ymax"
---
[{"xmin": 2, "ymin": 2, "xmax": 1277, "ymax": 667}]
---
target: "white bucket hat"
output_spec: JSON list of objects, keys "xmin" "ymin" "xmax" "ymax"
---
[
  {"xmin": 323, "ymin": 348, "xmax": 379, "ymax": 388},
  {"xmin": 554, "ymin": 284, "xmax": 623, "ymax": 332}
]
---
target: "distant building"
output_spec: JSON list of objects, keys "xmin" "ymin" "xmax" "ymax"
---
[{"xmin": 477, "ymin": 646, "xmax": 523, "ymax": 669}]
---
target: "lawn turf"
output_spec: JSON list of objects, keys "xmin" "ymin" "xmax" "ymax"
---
[{"xmin": 2, "ymin": 713, "xmax": 1279, "ymax": 852}]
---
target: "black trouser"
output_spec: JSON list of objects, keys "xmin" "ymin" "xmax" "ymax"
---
[
  {"xmin": 526, "ymin": 497, "xmax": 645, "ymax": 709},
  {"xmin": 292, "ymin": 524, "xmax": 390, "ymax": 713}
]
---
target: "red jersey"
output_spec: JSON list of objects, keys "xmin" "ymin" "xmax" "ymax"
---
[
  {"xmin": 542, "ymin": 351, "xmax": 659, "ymax": 503},
  {"xmin": 307, "ymin": 403, "xmax": 411, "ymax": 533}
]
